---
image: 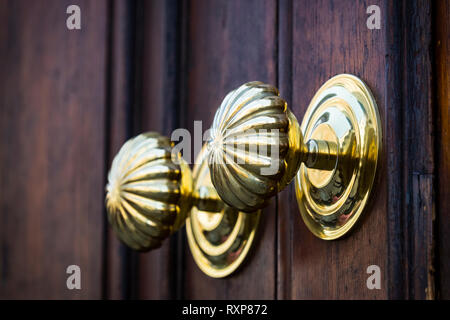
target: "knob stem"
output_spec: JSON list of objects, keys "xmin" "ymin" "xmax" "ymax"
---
[
  {"xmin": 278, "ymin": 109, "xmax": 338, "ymax": 192},
  {"xmin": 304, "ymin": 139, "xmax": 338, "ymax": 171},
  {"xmin": 193, "ymin": 186, "xmax": 224, "ymax": 213}
]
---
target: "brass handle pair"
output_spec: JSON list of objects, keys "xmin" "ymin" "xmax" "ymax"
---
[{"xmin": 105, "ymin": 74, "xmax": 382, "ymax": 277}]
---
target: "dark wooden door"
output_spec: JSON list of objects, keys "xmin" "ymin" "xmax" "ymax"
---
[{"xmin": 0, "ymin": 0, "xmax": 448, "ymax": 300}]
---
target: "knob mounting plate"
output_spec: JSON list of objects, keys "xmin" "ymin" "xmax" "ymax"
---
[
  {"xmin": 295, "ymin": 74, "xmax": 382, "ymax": 240},
  {"xmin": 186, "ymin": 145, "xmax": 261, "ymax": 278}
]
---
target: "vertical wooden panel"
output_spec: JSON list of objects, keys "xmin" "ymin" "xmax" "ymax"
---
[
  {"xmin": 277, "ymin": 0, "xmax": 293, "ymax": 300},
  {"xmin": 105, "ymin": 0, "xmax": 136, "ymax": 300},
  {"xmin": 183, "ymin": 0, "xmax": 277, "ymax": 299},
  {"xmin": 277, "ymin": 0, "xmax": 436, "ymax": 300},
  {"xmin": 401, "ymin": 0, "xmax": 434, "ymax": 299},
  {"xmin": 135, "ymin": 0, "xmax": 183, "ymax": 299},
  {"xmin": 287, "ymin": 0, "xmax": 388, "ymax": 299},
  {"xmin": 384, "ymin": 0, "xmax": 407, "ymax": 300},
  {"xmin": 0, "ymin": 0, "xmax": 108, "ymax": 298},
  {"xmin": 384, "ymin": 0, "xmax": 435, "ymax": 300},
  {"xmin": 435, "ymin": 0, "xmax": 450, "ymax": 300}
]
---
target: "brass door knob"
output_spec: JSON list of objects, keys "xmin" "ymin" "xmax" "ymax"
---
[
  {"xmin": 105, "ymin": 132, "xmax": 193, "ymax": 251},
  {"xmin": 105, "ymin": 74, "xmax": 381, "ymax": 277},
  {"xmin": 207, "ymin": 74, "xmax": 381, "ymax": 239},
  {"xmin": 106, "ymin": 132, "xmax": 259, "ymax": 277}
]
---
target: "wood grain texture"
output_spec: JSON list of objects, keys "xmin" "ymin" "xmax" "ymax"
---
[
  {"xmin": 135, "ymin": 0, "xmax": 183, "ymax": 299},
  {"xmin": 277, "ymin": 0, "xmax": 436, "ymax": 300},
  {"xmin": 0, "ymin": 0, "xmax": 108, "ymax": 299},
  {"xmin": 104, "ymin": 0, "xmax": 136, "ymax": 300},
  {"xmin": 401, "ymin": 0, "xmax": 435, "ymax": 299},
  {"xmin": 385, "ymin": 0, "xmax": 436, "ymax": 300},
  {"xmin": 384, "ymin": 0, "xmax": 406, "ymax": 300},
  {"xmin": 277, "ymin": 0, "xmax": 294, "ymax": 300},
  {"xmin": 183, "ymin": 0, "xmax": 277, "ymax": 299},
  {"xmin": 435, "ymin": 0, "xmax": 450, "ymax": 300},
  {"xmin": 284, "ymin": 0, "xmax": 388, "ymax": 299}
]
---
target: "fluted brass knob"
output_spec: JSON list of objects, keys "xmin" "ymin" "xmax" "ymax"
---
[
  {"xmin": 105, "ymin": 132, "xmax": 260, "ymax": 278},
  {"xmin": 207, "ymin": 81, "xmax": 304, "ymax": 212},
  {"xmin": 105, "ymin": 73, "xmax": 381, "ymax": 277},
  {"xmin": 105, "ymin": 132, "xmax": 193, "ymax": 251},
  {"xmin": 207, "ymin": 74, "xmax": 382, "ymax": 239}
]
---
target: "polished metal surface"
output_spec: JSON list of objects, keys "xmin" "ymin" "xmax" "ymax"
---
[
  {"xmin": 105, "ymin": 132, "xmax": 193, "ymax": 251},
  {"xmin": 207, "ymin": 74, "xmax": 381, "ymax": 239},
  {"xmin": 186, "ymin": 145, "xmax": 260, "ymax": 278},
  {"xmin": 105, "ymin": 73, "xmax": 381, "ymax": 277},
  {"xmin": 207, "ymin": 82, "xmax": 301, "ymax": 212},
  {"xmin": 105, "ymin": 132, "xmax": 259, "ymax": 276},
  {"xmin": 296, "ymin": 74, "xmax": 381, "ymax": 239}
]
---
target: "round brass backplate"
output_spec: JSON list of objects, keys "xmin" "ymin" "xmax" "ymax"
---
[
  {"xmin": 186, "ymin": 145, "xmax": 261, "ymax": 278},
  {"xmin": 295, "ymin": 74, "xmax": 382, "ymax": 240}
]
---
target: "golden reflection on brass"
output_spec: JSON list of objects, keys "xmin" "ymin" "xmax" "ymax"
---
[
  {"xmin": 105, "ymin": 132, "xmax": 193, "ymax": 251},
  {"xmin": 207, "ymin": 81, "xmax": 292, "ymax": 212},
  {"xmin": 186, "ymin": 145, "xmax": 260, "ymax": 278},
  {"xmin": 106, "ymin": 132, "xmax": 259, "ymax": 276},
  {"xmin": 105, "ymin": 73, "xmax": 381, "ymax": 277},
  {"xmin": 296, "ymin": 74, "xmax": 381, "ymax": 239},
  {"xmin": 207, "ymin": 74, "xmax": 381, "ymax": 239}
]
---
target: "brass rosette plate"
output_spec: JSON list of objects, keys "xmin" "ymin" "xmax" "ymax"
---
[
  {"xmin": 295, "ymin": 74, "xmax": 382, "ymax": 239},
  {"xmin": 186, "ymin": 145, "xmax": 261, "ymax": 278}
]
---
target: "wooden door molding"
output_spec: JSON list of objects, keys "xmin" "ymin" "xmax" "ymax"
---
[
  {"xmin": 182, "ymin": 0, "xmax": 278, "ymax": 299},
  {"xmin": 104, "ymin": 0, "xmax": 186, "ymax": 300},
  {"xmin": 435, "ymin": 0, "xmax": 450, "ymax": 300}
]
